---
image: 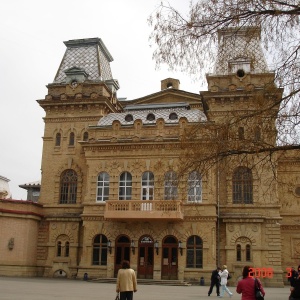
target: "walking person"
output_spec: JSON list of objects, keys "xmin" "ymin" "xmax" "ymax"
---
[
  {"xmin": 290, "ymin": 267, "xmax": 300, "ymax": 300},
  {"xmin": 208, "ymin": 267, "xmax": 221, "ymax": 296},
  {"xmin": 116, "ymin": 260, "xmax": 137, "ymax": 300},
  {"xmin": 236, "ymin": 265, "xmax": 265, "ymax": 300},
  {"xmin": 218, "ymin": 265, "xmax": 233, "ymax": 298},
  {"xmin": 289, "ymin": 266, "xmax": 299, "ymax": 287}
]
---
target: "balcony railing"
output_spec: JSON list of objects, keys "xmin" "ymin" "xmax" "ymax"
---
[{"xmin": 104, "ymin": 200, "xmax": 183, "ymax": 221}]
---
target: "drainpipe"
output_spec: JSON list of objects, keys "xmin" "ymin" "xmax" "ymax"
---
[{"xmin": 216, "ymin": 141, "xmax": 220, "ymax": 266}]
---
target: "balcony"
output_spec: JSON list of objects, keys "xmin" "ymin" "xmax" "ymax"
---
[{"xmin": 104, "ymin": 200, "xmax": 183, "ymax": 221}]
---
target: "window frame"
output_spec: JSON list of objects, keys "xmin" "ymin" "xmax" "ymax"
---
[
  {"xmin": 186, "ymin": 235, "xmax": 203, "ymax": 268},
  {"xmin": 92, "ymin": 234, "xmax": 108, "ymax": 266},
  {"xmin": 83, "ymin": 131, "xmax": 89, "ymax": 141},
  {"xmin": 236, "ymin": 244, "xmax": 242, "ymax": 261},
  {"xmin": 69, "ymin": 132, "xmax": 75, "ymax": 146},
  {"xmin": 187, "ymin": 171, "xmax": 202, "ymax": 203},
  {"xmin": 246, "ymin": 244, "xmax": 251, "ymax": 261},
  {"xmin": 164, "ymin": 171, "xmax": 178, "ymax": 200},
  {"xmin": 141, "ymin": 171, "xmax": 154, "ymax": 200},
  {"xmin": 96, "ymin": 172, "xmax": 110, "ymax": 202},
  {"xmin": 55, "ymin": 132, "xmax": 61, "ymax": 146},
  {"xmin": 60, "ymin": 169, "xmax": 77, "ymax": 204},
  {"xmin": 232, "ymin": 167, "xmax": 253, "ymax": 204},
  {"xmin": 119, "ymin": 172, "xmax": 132, "ymax": 200}
]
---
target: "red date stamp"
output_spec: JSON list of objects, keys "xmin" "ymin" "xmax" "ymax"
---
[{"xmin": 248, "ymin": 267, "xmax": 273, "ymax": 278}]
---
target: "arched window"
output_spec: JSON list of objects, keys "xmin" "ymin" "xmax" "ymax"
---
[
  {"xmin": 169, "ymin": 112, "xmax": 178, "ymax": 120},
  {"xmin": 146, "ymin": 113, "xmax": 155, "ymax": 121},
  {"xmin": 187, "ymin": 171, "xmax": 202, "ymax": 202},
  {"xmin": 119, "ymin": 172, "xmax": 132, "ymax": 200},
  {"xmin": 164, "ymin": 171, "xmax": 178, "ymax": 200},
  {"xmin": 186, "ymin": 235, "xmax": 203, "ymax": 268},
  {"xmin": 246, "ymin": 244, "xmax": 251, "ymax": 261},
  {"xmin": 60, "ymin": 169, "xmax": 77, "ymax": 204},
  {"xmin": 57, "ymin": 241, "xmax": 62, "ymax": 257},
  {"xmin": 65, "ymin": 241, "xmax": 70, "ymax": 257},
  {"xmin": 55, "ymin": 133, "xmax": 61, "ymax": 146},
  {"xmin": 236, "ymin": 237, "xmax": 252, "ymax": 262},
  {"xmin": 83, "ymin": 131, "xmax": 89, "ymax": 141},
  {"xmin": 125, "ymin": 114, "xmax": 133, "ymax": 122},
  {"xmin": 69, "ymin": 132, "xmax": 75, "ymax": 146},
  {"xmin": 92, "ymin": 234, "xmax": 108, "ymax": 266},
  {"xmin": 232, "ymin": 167, "xmax": 253, "ymax": 204},
  {"xmin": 254, "ymin": 126, "xmax": 261, "ymax": 141},
  {"xmin": 141, "ymin": 171, "xmax": 154, "ymax": 200},
  {"xmin": 56, "ymin": 235, "xmax": 70, "ymax": 257},
  {"xmin": 236, "ymin": 244, "xmax": 241, "ymax": 261},
  {"xmin": 238, "ymin": 127, "xmax": 244, "ymax": 140},
  {"xmin": 97, "ymin": 172, "xmax": 110, "ymax": 201}
]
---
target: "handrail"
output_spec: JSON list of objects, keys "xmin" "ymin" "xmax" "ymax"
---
[{"xmin": 106, "ymin": 200, "xmax": 181, "ymax": 212}]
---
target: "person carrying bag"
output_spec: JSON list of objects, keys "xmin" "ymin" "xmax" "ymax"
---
[{"xmin": 236, "ymin": 266, "xmax": 265, "ymax": 300}]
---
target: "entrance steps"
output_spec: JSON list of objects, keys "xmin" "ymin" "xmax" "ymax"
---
[{"xmin": 90, "ymin": 278, "xmax": 192, "ymax": 286}]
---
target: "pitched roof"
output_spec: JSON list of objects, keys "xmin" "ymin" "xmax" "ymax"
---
[
  {"xmin": 97, "ymin": 102, "xmax": 207, "ymax": 126},
  {"xmin": 53, "ymin": 38, "xmax": 113, "ymax": 83},
  {"xmin": 213, "ymin": 27, "xmax": 269, "ymax": 75}
]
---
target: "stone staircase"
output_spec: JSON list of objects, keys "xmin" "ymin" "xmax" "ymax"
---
[{"xmin": 90, "ymin": 278, "xmax": 192, "ymax": 286}]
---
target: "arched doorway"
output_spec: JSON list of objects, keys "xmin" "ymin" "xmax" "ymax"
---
[
  {"xmin": 114, "ymin": 235, "xmax": 131, "ymax": 277},
  {"xmin": 138, "ymin": 235, "xmax": 154, "ymax": 279},
  {"xmin": 161, "ymin": 235, "xmax": 178, "ymax": 280}
]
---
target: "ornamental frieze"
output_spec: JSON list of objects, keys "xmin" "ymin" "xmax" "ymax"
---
[
  {"xmin": 81, "ymin": 216, "xmax": 104, "ymax": 221},
  {"xmin": 44, "ymin": 117, "xmax": 100, "ymax": 123},
  {"xmin": 281, "ymin": 225, "xmax": 300, "ymax": 230},
  {"xmin": 83, "ymin": 144, "xmax": 182, "ymax": 152},
  {"xmin": 184, "ymin": 216, "xmax": 216, "ymax": 222}
]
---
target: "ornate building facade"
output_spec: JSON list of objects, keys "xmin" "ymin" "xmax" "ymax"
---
[{"xmin": 0, "ymin": 28, "xmax": 299, "ymax": 287}]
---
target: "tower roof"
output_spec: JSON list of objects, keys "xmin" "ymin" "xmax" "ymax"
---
[
  {"xmin": 97, "ymin": 103, "xmax": 207, "ymax": 126},
  {"xmin": 53, "ymin": 38, "xmax": 114, "ymax": 83},
  {"xmin": 213, "ymin": 27, "xmax": 269, "ymax": 75}
]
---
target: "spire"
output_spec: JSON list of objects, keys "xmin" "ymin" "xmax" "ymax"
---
[
  {"xmin": 53, "ymin": 38, "xmax": 114, "ymax": 84},
  {"xmin": 213, "ymin": 27, "xmax": 269, "ymax": 75}
]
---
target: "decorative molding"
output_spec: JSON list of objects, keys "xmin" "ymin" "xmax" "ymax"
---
[
  {"xmin": 281, "ymin": 225, "xmax": 300, "ymax": 230},
  {"xmin": 44, "ymin": 117, "xmax": 100, "ymax": 123},
  {"xmin": 184, "ymin": 216, "xmax": 216, "ymax": 222},
  {"xmin": 82, "ymin": 216, "xmax": 104, "ymax": 221},
  {"xmin": 83, "ymin": 143, "xmax": 182, "ymax": 152}
]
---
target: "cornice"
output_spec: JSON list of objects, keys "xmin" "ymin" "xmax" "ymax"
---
[
  {"xmin": 46, "ymin": 217, "xmax": 82, "ymax": 222},
  {"xmin": 44, "ymin": 116, "xmax": 100, "ymax": 123},
  {"xmin": 82, "ymin": 216, "xmax": 105, "ymax": 221},
  {"xmin": 281, "ymin": 225, "xmax": 300, "ymax": 230},
  {"xmin": 84, "ymin": 142, "xmax": 182, "ymax": 152},
  {"xmin": 184, "ymin": 216, "xmax": 216, "ymax": 222}
]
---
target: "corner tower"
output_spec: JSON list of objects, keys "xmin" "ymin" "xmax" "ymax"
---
[
  {"xmin": 200, "ymin": 27, "xmax": 284, "ymax": 286},
  {"xmin": 38, "ymin": 38, "xmax": 122, "ymax": 208},
  {"xmin": 201, "ymin": 26, "xmax": 282, "ymax": 144}
]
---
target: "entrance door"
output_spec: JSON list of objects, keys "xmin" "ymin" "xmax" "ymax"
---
[
  {"xmin": 161, "ymin": 236, "xmax": 178, "ymax": 280},
  {"xmin": 138, "ymin": 236, "xmax": 154, "ymax": 279},
  {"xmin": 114, "ymin": 235, "xmax": 130, "ymax": 277}
]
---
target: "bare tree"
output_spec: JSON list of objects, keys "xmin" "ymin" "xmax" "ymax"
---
[{"xmin": 149, "ymin": 0, "xmax": 300, "ymax": 148}]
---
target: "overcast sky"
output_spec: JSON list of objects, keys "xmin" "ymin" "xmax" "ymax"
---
[{"xmin": 0, "ymin": 0, "xmax": 205, "ymax": 199}]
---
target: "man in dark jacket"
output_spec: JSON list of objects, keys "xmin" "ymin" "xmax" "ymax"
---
[
  {"xmin": 290, "ymin": 272, "xmax": 300, "ymax": 300},
  {"xmin": 208, "ymin": 267, "xmax": 221, "ymax": 296},
  {"xmin": 289, "ymin": 267, "xmax": 298, "ymax": 287}
]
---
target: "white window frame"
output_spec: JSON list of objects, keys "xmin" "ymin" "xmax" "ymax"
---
[
  {"xmin": 96, "ymin": 172, "xmax": 109, "ymax": 202},
  {"xmin": 119, "ymin": 172, "xmax": 132, "ymax": 200},
  {"xmin": 187, "ymin": 171, "xmax": 202, "ymax": 203}
]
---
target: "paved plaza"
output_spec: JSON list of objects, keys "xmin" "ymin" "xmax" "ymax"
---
[
  {"xmin": 0, "ymin": 276, "xmax": 291, "ymax": 300},
  {"xmin": 0, "ymin": 277, "xmax": 289, "ymax": 300}
]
